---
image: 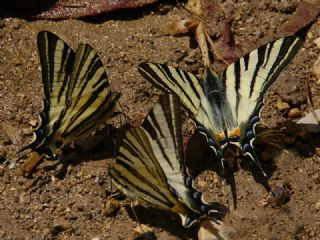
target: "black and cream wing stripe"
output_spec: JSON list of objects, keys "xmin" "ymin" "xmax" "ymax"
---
[
  {"xmin": 224, "ymin": 35, "xmax": 303, "ymax": 142},
  {"xmin": 138, "ymin": 64, "xmax": 205, "ymax": 125},
  {"xmin": 55, "ymin": 42, "xmax": 120, "ymax": 139},
  {"xmin": 109, "ymin": 94, "xmax": 223, "ymax": 228},
  {"xmin": 20, "ymin": 31, "xmax": 120, "ymax": 158},
  {"xmin": 138, "ymin": 64, "xmax": 221, "ymax": 141},
  {"xmin": 37, "ymin": 30, "xmax": 75, "ymax": 144}
]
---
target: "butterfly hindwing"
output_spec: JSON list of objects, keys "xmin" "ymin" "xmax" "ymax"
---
[{"xmin": 57, "ymin": 43, "xmax": 120, "ymax": 139}]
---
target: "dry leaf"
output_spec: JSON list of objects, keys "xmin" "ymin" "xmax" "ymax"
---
[
  {"xmin": 185, "ymin": 0, "xmax": 203, "ymax": 16},
  {"xmin": 160, "ymin": 18, "xmax": 199, "ymax": 36},
  {"xmin": 198, "ymin": 220, "xmax": 235, "ymax": 240},
  {"xmin": 4, "ymin": 0, "xmax": 157, "ymax": 19},
  {"xmin": 133, "ymin": 224, "xmax": 155, "ymax": 240},
  {"xmin": 276, "ymin": 0, "xmax": 320, "ymax": 38}
]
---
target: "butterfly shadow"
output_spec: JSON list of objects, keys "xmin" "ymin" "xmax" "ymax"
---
[
  {"xmin": 125, "ymin": 205, "xmax": 196, "ymax": 239},
  {"xmin": 185, "ymin": 130, "xmax": 277, "ymax": 209},
  {"xmin": 39, "ymin": 124, "xmax": 130, "ymax": 180},
  {"xmin": 80, "ymin": 0, "xmax": 182, "ymax": 24}
]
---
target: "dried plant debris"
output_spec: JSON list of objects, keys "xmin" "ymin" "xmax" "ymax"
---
[
  {"xmin": 198, "ymin": 220, "xmax": 235, "ymax": 240},
  {"xmin": 133, "ymin": 224, "xmax": 156, "ymax": 240},
  {"xmin": 4, "ymin": 0, "xmax": 157, "ymax": 19},
  {"xmin": 162, "ymin": 0, "xmax": 320, "ymax": 71}
]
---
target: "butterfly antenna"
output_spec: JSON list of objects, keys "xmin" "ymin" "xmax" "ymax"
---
[
  {"xmin": 107, "ymin": 70, "xmax": 128, "ymax": 124},
  {"xmin": 117, "ymin": 99, "xmax": 130, "ymax": 125},
  {"xmin": 175, "ymin": 0, "xmax": 183, "ymax": 9}
]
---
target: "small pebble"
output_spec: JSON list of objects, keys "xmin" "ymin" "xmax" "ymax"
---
[
  {"xmin": 28, "ymin": 119, "xmax": 38, "ymax": 127},
  {"xmin": 277, "ymin": 101, "xmax": 290, "ymax": 111},
  {"xmin": 314, "ymin": 37, "xmax": 320, "ymax": 48},
  {"xmin": 133, "ymin": 224, "xmax": 155, "ymax": 240},
  {"xmin": 52, "ymin": 217, "xmax": 71, "ymax": 235},
  {"xmin": 22, "ymin": 128, "xmax": 34, "ymax": 136},
  {"xmin": 288, "ymin": 108, "xmax": 301, "ymax": 118}
]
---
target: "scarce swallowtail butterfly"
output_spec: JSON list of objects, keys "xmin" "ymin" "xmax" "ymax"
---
[
  {"xmin": 138, "ymin": 35, "xmax": 304, "ymax": 175},
  {"xmin": 20, "ymin": 31, "xmax": 120, "ymax": 158},
  {"xmin": 109, "ymin": 94, "xmax": 225, "ymax": 228}
]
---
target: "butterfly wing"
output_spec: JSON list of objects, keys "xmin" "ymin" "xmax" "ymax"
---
[
  {"xmin": 109, "ymin": 94, "xmax": 222, "ymax": 227},
  {"xmin": 224, "ymin": 35, "xmax": 304, "ymax": 141},
  {"xmin": 222, "ymin": 35, "xmax": 303, "ymax": 162},
  {"xmin": 138, "ymin": 63, "xmax": 221, "ymax": 142},
  {"xmin": 55, "ymin": 43, "xmax": 120, "ymax": 140},
  {"xmin": 21, "ymin": 31, "xmax": 120, "ymax": 157}
]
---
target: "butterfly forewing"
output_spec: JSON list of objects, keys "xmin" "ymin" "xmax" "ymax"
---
[
  {"xmin": 225, "ymin": 35, "xmax": 304, "ymax": 142},
  {"xmin": 37, "ymin": 31, "xmax": 75, "ymax": 136},
  {"xmin": 57, "ymin": 43, "xmax": 120, "ymax": 140},
  {"xmin": 139, "ymin": 63, "xmax": 203, "ymax": 118}
]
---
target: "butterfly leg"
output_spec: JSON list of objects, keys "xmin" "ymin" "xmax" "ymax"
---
[{"xmin": 242, "ymin": 143, "xmax": 267, "ymax": 177}]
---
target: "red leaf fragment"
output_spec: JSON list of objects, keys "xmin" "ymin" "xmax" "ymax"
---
[
  {"xmin": 276, "ymin": 0, "xmax": 320, "ymax": 38},
  {"xmin": 214, "ymin": 22, "xmax": 242, "ymax": 65},
  {"xmin": 4, "ymin": 0, "xmax": 157, "ymax": 19},
  {"xmin": 30, "ymin": 0, "xmax": 157, "ymax": 20}
]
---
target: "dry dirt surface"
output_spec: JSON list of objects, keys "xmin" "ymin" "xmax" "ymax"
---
[{"xmin": 0, "ymin": 1, "xmax": 320, "ymax": 240}]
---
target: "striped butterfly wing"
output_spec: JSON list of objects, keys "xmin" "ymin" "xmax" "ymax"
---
[
  {"xmin": 109, "ymin": 94, "xmax": 222, "ymax": 228},
  {"xmin": 222, "ymin": 35, "xmax": 303, "ymax": 163},
  {"xmin": 56, "ymin": 43, "xmax": 120, "ymax": 139},
  {"xmin": 138, "ymin": 63, "xmax": 221, "ymax": 145},
  {"xmin": 139, "ymin": 35, "xmax": 303, "ymax": 171},
  {"xmin": 21, "ymin": 31, "xmax": 120, "ymax": 158}
]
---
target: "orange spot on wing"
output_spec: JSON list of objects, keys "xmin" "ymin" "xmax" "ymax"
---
[
  {"xmin": 215, "ymin": 133, "xmax": 225, "ymax": 139},
  {"xmin": 215, "ymin": 128, "xmax": 240, "ymax": 139},
  {"xmin": 229, "ymin": 128, "xmax": 240, "ymax": 137}
]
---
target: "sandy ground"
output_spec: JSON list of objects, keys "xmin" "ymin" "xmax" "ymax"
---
[{"xmin": 0, "ymin": 1, "xmax": 320, "ymax": 239}]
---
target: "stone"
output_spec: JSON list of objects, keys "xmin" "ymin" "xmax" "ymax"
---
[{"xmin": 288, "ymin": 108, "xmax": 301, "ymax": 118}]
